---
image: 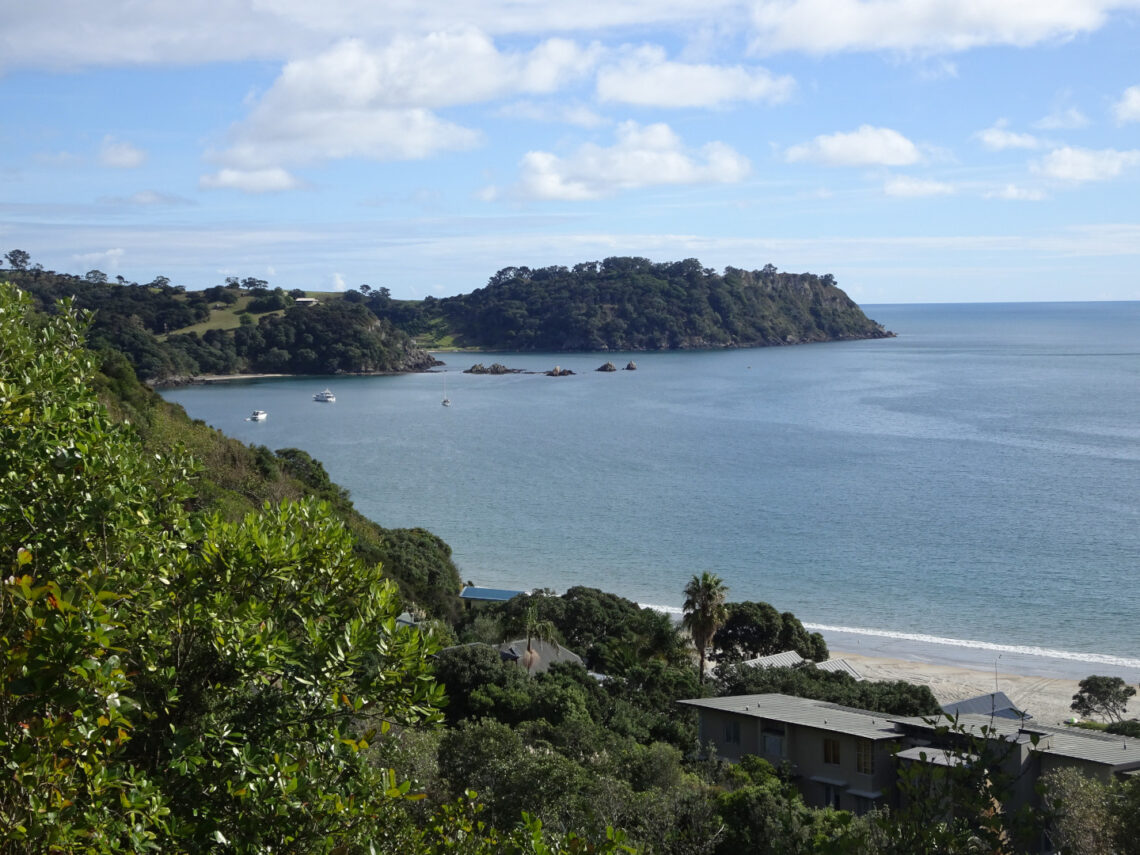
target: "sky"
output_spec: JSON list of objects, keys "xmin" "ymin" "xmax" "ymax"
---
[{"xmin": 2, "ymin": 1, "xmax": 1139, "ymax": 303}]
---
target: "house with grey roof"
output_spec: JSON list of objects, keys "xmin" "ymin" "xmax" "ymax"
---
[
  {"xmin": 679, "ymin": 693, "xmax": 1140, "ymax": 818},
  {"xmin": 940, "ymin": 691, "xmax": 1029, "ymax": 721},
  {"xmin": 678, "ymin": 694, "xmax": 899, "ymax": 813},
  {"xmin": 740, "ymin": 650, "xmax": 864, "ymax": 680}
]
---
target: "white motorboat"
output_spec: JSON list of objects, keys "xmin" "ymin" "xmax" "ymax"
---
[
  {"xmin": 249, "ymin": 410, "xmax": 268, "ymax": 421},
  {"xmin": 313, "ymin": 389, "xmax": 336, "ymax": 402}
]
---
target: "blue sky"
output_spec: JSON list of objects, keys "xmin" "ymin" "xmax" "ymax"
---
[{"xmin": 2, "ymin": 1, "xmax": 1139, "ymax": 303}]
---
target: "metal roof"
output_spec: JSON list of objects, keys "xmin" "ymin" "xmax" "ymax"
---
[
  {"xmin": 678, "ymin": 693, "xmax": 900, "ymax": 741},
  {"xmin": 459, "ymin": 586, "xmax": 525, "ymax": 602},
  {"xmin": 941, "ymin": 691, "xmax": 1028, "ymax": 720},
  {"xmin": 739, "ymin": 651, "xmax": 864, "ymax": 681},
  {"xmin": 816, "ymin": 658, "xmax": 864, "ymax": 681},
  {"xmin": 742, "ymin": 650, "xmax": 806, "ymax": 669},
  {"xmin": 897, "ymin": 714, "xmax": 1140, "ymax": 770}
]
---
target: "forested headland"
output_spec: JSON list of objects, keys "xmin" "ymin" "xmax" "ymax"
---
[
  {"xmin": 384, "ymin": 258, "xmax": 893, "ymax": 352},
  {"xmin": 2, "ymin": 250, "xmax": 890, "ymax": 384}
]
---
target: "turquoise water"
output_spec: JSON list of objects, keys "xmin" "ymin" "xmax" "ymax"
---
[{"xmin": 161, "ymin": 302, "xmax": 1140, "ymax": 679}]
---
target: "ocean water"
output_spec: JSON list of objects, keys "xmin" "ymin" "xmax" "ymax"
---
[{"xmin": 160, "ymin": 302, "xmax": 1140, "ymax": 681}]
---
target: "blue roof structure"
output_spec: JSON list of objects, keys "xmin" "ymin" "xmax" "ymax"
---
[{"xmin": 459, "ymin": 586, "xmax": 525, "ymax": 602}]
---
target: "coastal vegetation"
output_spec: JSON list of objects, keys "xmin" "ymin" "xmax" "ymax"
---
[
  {"xmin": 3, "ymin": 251, "xmax": 890, "ymax": 385},
  {"xmin": 371, "ymin": 258, "xmax": 892, "ymax": 352},
  {"xmin": 8, "ymin": 279, "xmax": 1137, "ymax": 852}
]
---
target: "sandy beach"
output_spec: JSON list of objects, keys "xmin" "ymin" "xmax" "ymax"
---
[{"xmin": 833, "ymin": 651, "xmax": 1084, "ymax": 725}]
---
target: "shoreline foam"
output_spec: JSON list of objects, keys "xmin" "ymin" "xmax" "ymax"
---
[{"xmin": 639, "ymin": 602, "xmax": 1140, "ymax": 683}]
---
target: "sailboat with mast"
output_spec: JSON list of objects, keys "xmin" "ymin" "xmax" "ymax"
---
[{"xmin": 441, "ymin": 371, "xmax": 451, "ymax": 407}]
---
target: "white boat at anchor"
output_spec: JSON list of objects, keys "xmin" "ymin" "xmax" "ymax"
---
[
  {"xmin": 249, "ymin": 410, "xmax": 268, "ymax": 421},
  {"xmin": 313, "ymin": 389, "xmax": 336, "ymax": 402}
]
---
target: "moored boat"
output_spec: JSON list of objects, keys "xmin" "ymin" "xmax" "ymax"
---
[{"xmin": 313, "ymin": 389, "xmax": 336, "ymax": 402}]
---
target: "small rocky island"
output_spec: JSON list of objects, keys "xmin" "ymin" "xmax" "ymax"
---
[
  {"xmin": 464, "ymin": 362, "xmax": 523, "ymax": 375},
  {"xmin": 597, "ymin": 361, "xmax": 617, "ymax": 372}
]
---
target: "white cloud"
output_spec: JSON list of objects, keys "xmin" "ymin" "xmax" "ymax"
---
[
  {"xmin": 985, "ymin": 184, "xmax": 1047, "ymax": 200},
  {"xmin": 497, "ymin": 100, "xmax": 608, "ymax": 127},
  {"xmin": 883, "ymin": 175, "xmax": 954, "ymax": 197},
  {"xmin": 99, "ymin": 136, "xmax": 146, "ymax": 168},
  {"xmin": 207, "ymin": 33, "xmax": 601, "ymax": 176},
  {"xmin": 259, "ymin": 33, "xmax": 597, "ymax": 112},
  {"xmin": 331, "ymin": 272, "xmax": 348, "ymax": 291},
  {"xmin": 1033, "ymin": 146, "xmax": 1140, "ymax": 182},
  {"xmin": 74, "ymin": 247, "xmax": 125, "ymax": 268},
  {"xmin": 1034, "ymin": 106, "xmax": 1089, "ymax": 129},
  {"xmin": 975, "ymin": 120, "xmax": 1040, "ymax": 150},
  {"xmin": 748, "ymin": 0, "xmax": 1127, "ymax": 55},
  {"xmin": 785, "ymin": 125, "xmax": 921, "ymax": 166},
  {"xmin": 99, "ymin": 190, "xmax": 194, "ymax": 206},
  {"xmin": 513, "ymin": 121, "xmax": 751, "ymax": 200},
  {"xmin": 0, "ymin": 1, "xmax": 743, "ymax": 71},
  {"xmin": 199, "ymin": 167, "xmax": 303, "ymax": 193},
  {"xmin": 596, "ymin": 45, "xmax": 795, "ymax": 107},
  {"xmin": 1112, "ymin": 85, "xmax": 1140, "ymax": 123}
]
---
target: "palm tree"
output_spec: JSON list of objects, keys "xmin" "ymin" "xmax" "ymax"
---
[
  {"xmin": 682, "ymin": 572, "xmax": 728, "ymax": 686},
  {"xmin": 521, "ymin": 604, "xmax": 560, "ymax": 675}
]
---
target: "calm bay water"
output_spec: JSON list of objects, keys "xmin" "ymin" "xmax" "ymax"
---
[{"xmin": 161, "ymin": 303, "xmax": 1140, "ymax": 679}]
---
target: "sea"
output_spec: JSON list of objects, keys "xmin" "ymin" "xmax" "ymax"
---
[{"xmin": 160, "ymin": 302, "xmax": 1140, "ymax": 682}]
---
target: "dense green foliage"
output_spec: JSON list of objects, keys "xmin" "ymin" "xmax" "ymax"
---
[
  {"xmin": 713, "ymin": 601, "xmax": 829, "ymax": 663},
  {"xmin": 0, "ymin": 284, "xmax": 444, "ymax": 852},
  {"xmin": 1070, "ymin": 674, "xmax": 1136, "ymax": 722},
  {"xmin": 716, "ymin": 663, "xmax": 941, "ymax": 717},
  {"xmin": 0, "ymin": 283, "xmax": 634, "ymax": 854},
  {"xmin": 5, "ymin": 263, "xmax": 435, "ymax": 381},
  {"xmin": 371, "ymin": 258, "xmax": 892, "ymax": 351}
]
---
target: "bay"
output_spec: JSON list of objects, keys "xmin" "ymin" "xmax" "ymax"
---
[{"xmin": 161, "ymin": 302, "xmax": 1140, "ymax": 678}]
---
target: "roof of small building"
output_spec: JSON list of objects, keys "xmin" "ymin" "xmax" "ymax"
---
[
  {"xmin": 739, "ymin": 650, "xmax": 864, "ymax": 681},
  {"xmin": 896, "ymin": 714, "xmax": 1140, "ymax": 770},
  {"xmin": 678, "ymin": 693, "xmax": 900, "ymax": 741},
  {"xmin": 941, "ymin": 691, "xmax": 1028, "ymax": 720},
  {"xmin": 459, "ymin": 586, "xmax": 526, "ymax": 602},
  {"xmin": 499, "ymin": 639, "xmax": 583, "ymax": 674}
]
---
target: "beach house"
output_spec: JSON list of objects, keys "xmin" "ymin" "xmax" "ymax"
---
[{"xmin": 680, "ymin": 693, "xmax": 1140, "ymax": 816}]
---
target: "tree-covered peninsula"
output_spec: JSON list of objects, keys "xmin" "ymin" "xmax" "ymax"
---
[
  {"xmin": 376, "ymin": 257, "xmax": 893, "ymax": 351},
  {"xmin": 3, "ymin": 251, "xmax": 890, "ymax": 383}
]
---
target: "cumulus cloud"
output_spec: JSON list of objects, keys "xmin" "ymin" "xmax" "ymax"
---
[
  {"xmin": 1034, "ymin": 106, "xmax": 1089, "ymax": 129},
  {"xmin": 1112, "ymin": 85, "xmax": 1140, "ymax": 123},
  {"xmin": 1032, "ymin": 146, "xmax": 1140, "ymax": 182},
  {"xmin": 512, "ymin": 121, "xmax": 750, "ymax": 200},
  {"xmin": 785, "ymin": 125, "xmax": 921, "ymax": 166},
  {"xmin": 199, "ymin": 167, "xmax": 303, "ymax": 193},
  {"xmin": 497, "ymin": 100, "xmax": 608, "ymax": 127},
  {"xmin": 206, "ymin": 33, "xmax": 601, "ymax": 181},
  {"xmin": 974, "ymin": 120, "xmax": 1040, "ymax": 150},
  {"xmin": 74, "ymin": 247, "xmax": 125, "ymax": 268},
  {"xmin": 596, "ymin": 45, "xmax": 795, "ymax": 107},
  {"xmin": 883, "ymin": 175, "xmax": 954, "ymax": 197},
  {"xmin": 985, "ymin": 184, "xmax": 1047, "ymax": 200},
  {"xmin": 99, "ymin": 136, "xmax": 146, "ymax": 168},
  {"xmin": 258, "ymin": 33, "xmax": 598, "ymax": 112},
  {"xmin": 748, "ymin": 0, "xmax": 1125, "ymax": 55}
]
